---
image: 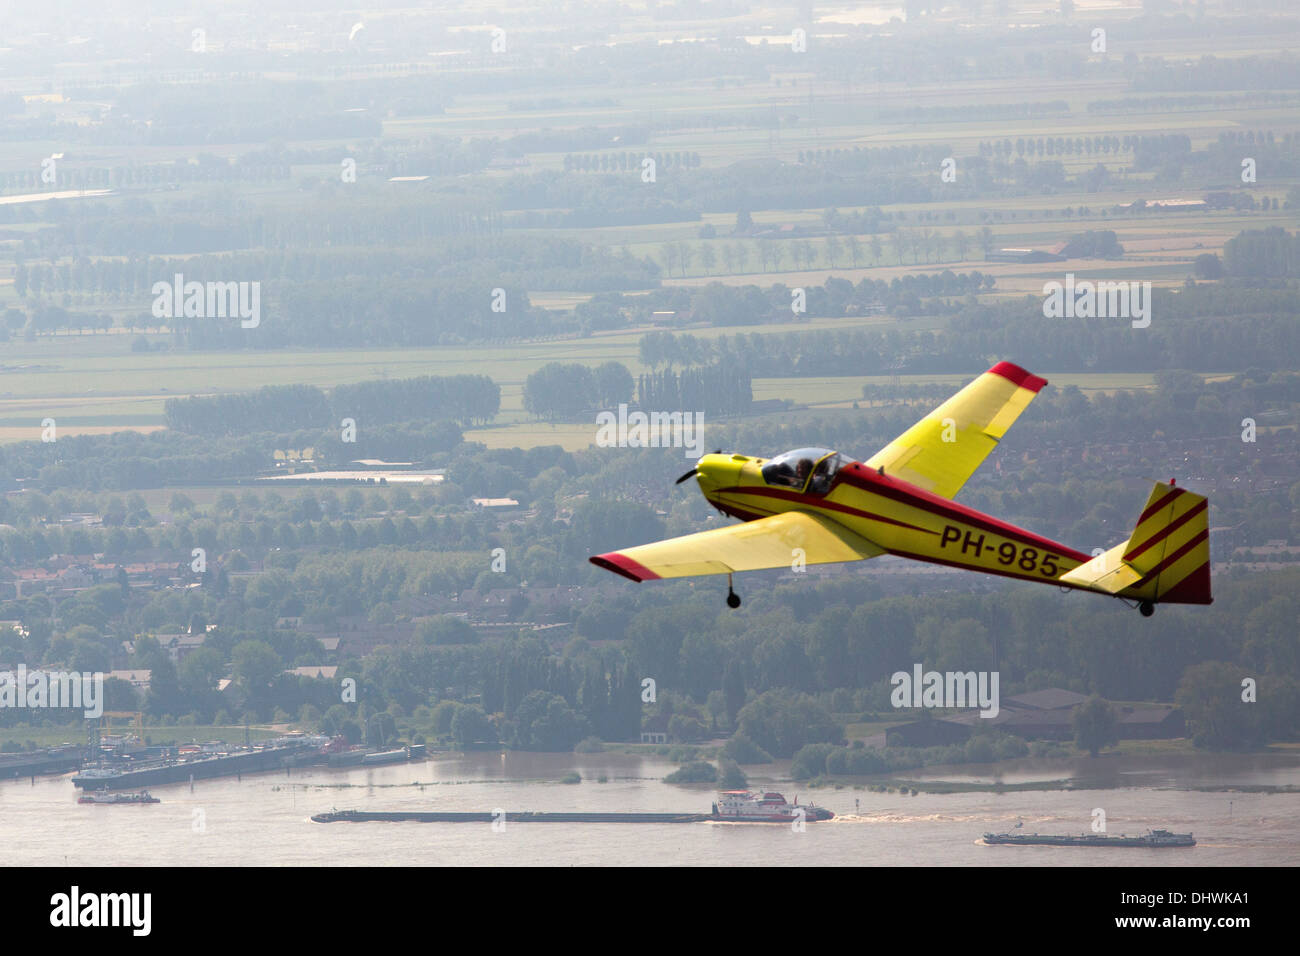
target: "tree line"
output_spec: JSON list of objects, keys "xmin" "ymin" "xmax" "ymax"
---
[{"xmin": 164, "ymin": 375, "xmax": 501, "ymax": 437}]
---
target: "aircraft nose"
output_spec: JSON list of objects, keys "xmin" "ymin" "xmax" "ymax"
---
[{"xmin": 694, "ymin": 453, "xmax": 744, "ymax": 492}]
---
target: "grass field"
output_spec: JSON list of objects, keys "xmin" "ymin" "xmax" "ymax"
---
[{"xmin": 0, "ymin": 320, "xmax": 1174, "ymax": 446}]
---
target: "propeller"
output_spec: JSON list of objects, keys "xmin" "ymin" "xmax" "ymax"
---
[{"xmin": 675, "ymin": 452, "xmax": 721, "ymax": 486}]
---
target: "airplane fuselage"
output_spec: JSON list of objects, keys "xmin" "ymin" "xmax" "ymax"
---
[{"xmin": 699, "ymin": 453, "xmax": 1098, "ymax": 591}]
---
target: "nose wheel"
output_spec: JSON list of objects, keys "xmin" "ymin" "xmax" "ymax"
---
[{"xmin": 726, "ymin": 574, "xmax": 741, "ymax": 609}]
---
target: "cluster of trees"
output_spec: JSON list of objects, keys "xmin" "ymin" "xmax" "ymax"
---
[
  {"xmin": 520, "ymin": 359, "xmax": 751, "ymax": 420},
  {"xmin": 1223, "ymin": 228, "xmax": 1300, "ymax": 279},
  {"xmin": 636, "ymin": 277, "xmax": 1300, "ymax": 378},
  {"xmin": 1060, "ymin": 230, "xmax": 1125, "ymax": 258},
  {"xmin": 522, "ymin": 362, "xmax": 635, "ymax": 421},
  {"xmin": 798, "ymin": 143, "xmax": 953, "ymax": 170},
  {"xmin": 636, "ymin": 364, "xmax": 753, "ymax": 417},
  {"xmin": 649, "ymin": 272, "xmax": 995, "ymax": 337},
  {"xmin": 1133, "ymin": 53, "xmax": 1300, "ymax": 93},
  {"xmin": 164, "ymin": 375, "xmax": 501, "ymax": 436},
  {"xmin": 563, "ymin": 151, "xmax": 701, "ymax": 172},
  {"xmin": 481, "ymin": 646, "xmax": 642, "ymax": 746}
]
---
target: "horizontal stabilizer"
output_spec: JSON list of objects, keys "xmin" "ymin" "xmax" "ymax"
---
[{"xmin": 1058, "ymin": 542, "xmax": 1142, "ymax": 594}]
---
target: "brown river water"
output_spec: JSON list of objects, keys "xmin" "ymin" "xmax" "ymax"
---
[{"xmin": 3, "ymin": 751, "xmax": 1297, "ymax": 866}]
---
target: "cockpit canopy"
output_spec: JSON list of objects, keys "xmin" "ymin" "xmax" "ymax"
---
[{"xmin": 760, "ymin": 447, "xmax": 848, "ymax": 495}]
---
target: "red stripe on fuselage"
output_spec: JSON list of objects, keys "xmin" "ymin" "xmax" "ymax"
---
[
  {"xmin": 711, "ymin": 463, "xmax": 1088, "ymax": 563},
  {"xmin": 709, "ymin": 484, "xmax": 933, "ymax": 536},
  {"xmin": 887, "ymin": 546, "xmax": 1081, "ymax": 588},
  {"xmin": 833, "ymin": 465, "xmax": 1091, "ymax": 561}
]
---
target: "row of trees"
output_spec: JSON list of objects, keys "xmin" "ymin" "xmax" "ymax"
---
[
  {"xmin": 636, "ymin": 364, "xmax": 753, "ymax": 417},
  {"xmin": 522, "ymin": 362, "xmax": 635, "ymax": 421},
  {"xmin": 1223, "ymin": 228, "xmax": 1300, "ymax": 279},
  {"xmin": 164, "ymin": 375, "xmax": 501, "ymax": 436},
  {"xmin": 563, "ymin": 151, "xmax": 701, "ymax": 172}
]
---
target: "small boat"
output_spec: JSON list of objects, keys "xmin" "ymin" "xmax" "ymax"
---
[
  {"xmin": 711, "ymin": 790, "xmax": 833, "ymax": 822},
  {"xmin": 78, "ymin": 789, "xmax": 160, "ymax": 805}
]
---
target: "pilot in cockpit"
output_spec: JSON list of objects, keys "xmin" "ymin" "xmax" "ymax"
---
[
  {"xmin": 762, "ymin": 448, "xmax": 841, "ymax": 492},
  {"xmin": 808, "ymin": 457, "xmax": 834, "ymax": 495}
]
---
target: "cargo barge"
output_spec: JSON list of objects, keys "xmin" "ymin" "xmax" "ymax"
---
[
  {"xmin": 0, "ymin": 746, "xmax": 83, "ymax": 779},
  {"xmin": 983, "ymin": 828, "xmax": 1195, "ymax": 848},
  {"xmin": 313, "ymin": 809, "xmax": 709, "ymax": 824},
  {"xmin": 72, "ymin": 736, "xmax": 323, "ymax": 790},
  {"xmin": 313, "ymin": 790, "xmax": 835, "ymax": 824}
]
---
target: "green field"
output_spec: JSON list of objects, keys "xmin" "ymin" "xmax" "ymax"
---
[{"xmin": 0, "ymin": 326, "xmax": 1173, "ymax": 446}]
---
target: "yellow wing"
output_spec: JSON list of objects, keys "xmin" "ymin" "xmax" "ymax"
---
[
  {"xmin": 590, "ymin": 510, "xmax": 885, "ymax": 581},
  {"xmin": 863, "ymin": 361, "xmax": 1048, "ymax": 499}
]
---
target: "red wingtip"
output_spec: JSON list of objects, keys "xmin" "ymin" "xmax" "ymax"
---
[
  {"xmin": 589, "ymin": 553, "xmax": 660, "ymax": 582},
  {"xmin": 988, "ymin": 361, "xmax": 1048, "ymax": 393}
]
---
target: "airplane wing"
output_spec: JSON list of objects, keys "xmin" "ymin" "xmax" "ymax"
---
[
  {"xmin": 863, "ymin": 361, "xmax": 1048, "ymax": 499},
  {"xmin": 590, "ymin": 510, "xmax": 885, "ymax": 581}
]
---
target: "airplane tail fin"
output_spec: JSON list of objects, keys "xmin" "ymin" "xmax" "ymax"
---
[{"xmin": 1059, "ymin": 481, "xmax": 1211, "ymax": 605}]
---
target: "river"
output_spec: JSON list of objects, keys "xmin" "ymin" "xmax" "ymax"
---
[{"xmin": 4, "ymin": 751, "xmax": 1297, "ymax": 866}]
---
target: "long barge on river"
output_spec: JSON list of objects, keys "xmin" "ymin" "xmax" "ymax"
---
[
  {"xmin": 983, "ymin": 828, "xmax": 1195, "ymax": 848},
  {"xmin": 313, "ymin": 790, "xmax": 834, "ymax": 825},
  {"xmin": 313, "ymin": 809, "xmax": 709, "ymax": 824}
]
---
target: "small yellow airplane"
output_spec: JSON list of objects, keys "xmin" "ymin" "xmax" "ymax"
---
[{"xmin": 591, "ymin": 362, "xmax": 1211, "ymax": 615}]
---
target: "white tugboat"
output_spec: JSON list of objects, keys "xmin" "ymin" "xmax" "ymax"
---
[{"xmin": 711, "ymin": 790, "xmax": 833, "ymax": 822}]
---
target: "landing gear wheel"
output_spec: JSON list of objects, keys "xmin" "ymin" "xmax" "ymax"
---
[
  {"xmin": 726, "ymin": 573, "xmax": 741, "ymax": 609},
  {"xmin": 1139, "ymin": 600, "xmax": 1155, "ymax": 618}
]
